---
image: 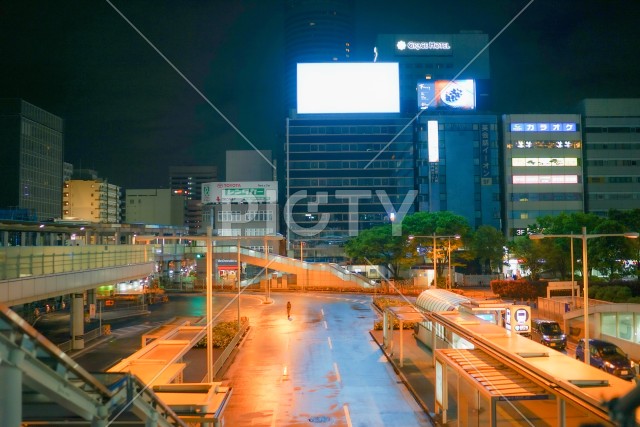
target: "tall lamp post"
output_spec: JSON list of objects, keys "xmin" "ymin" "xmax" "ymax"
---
[
  {"xmin": 446, "ymin": 235, "xmax": 461, "ymax": 289},
  {"xmin": 529, "ymin": 227, "xmax": 638, "ymax": 365},
  {"xmin": 409, "ymin": 233, "xmax": 460, "ymax": 288},
  {"xmin": 135, "ymin": 233, "xmax": 284, "ymax": 382}
]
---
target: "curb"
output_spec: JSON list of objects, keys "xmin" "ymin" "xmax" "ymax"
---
[{"xmin": 369, "ymin": 331, "xmax": 437, "ymax": 425}]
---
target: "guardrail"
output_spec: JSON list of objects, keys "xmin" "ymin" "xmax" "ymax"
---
[{"xmin": 212, "ymin": 317, "xmax": 250, "ymax": 380}]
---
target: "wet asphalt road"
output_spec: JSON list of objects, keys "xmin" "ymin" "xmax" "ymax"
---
[
  {"xmin": 35, "ymin": 292, "xmax": 433, "ymax": 425},
  {"xmin": 219, "ymin": 293, "xmax": 433, "ymax": 426}
]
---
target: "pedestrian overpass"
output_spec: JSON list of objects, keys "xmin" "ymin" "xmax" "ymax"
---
[{"xmin": 211, "ymin": 246, "xmax": 373, "ymax": 289}]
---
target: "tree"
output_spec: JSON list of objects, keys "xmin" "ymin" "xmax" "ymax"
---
[
  {"xmin": 588, "ymin": 220, "xmax": 638, "ymax": 280},
  {"xmin": 528, "ymin": 212, "xmax": 637, "ymax": 280},
  {"xmin": 508, "ymin": 236, "xmax": 553, "ymax": 280},
  {"xmin": 525, "ymin": 212, "xmax": 606, "ymax": 279},
  {"xmin": 343, "ymin": 211, "xmax": 473, "ymax": 279},
  {"xmin": 344, "ymin": 224, "xmax": 406, "ymax": 278},
  {"xmin": 400, "ymin": 211, "xmax": 472, "ymax": 280},
  {"xmin": 401, "ymin": 211, "xmax": 472, "ymax": 239},
  {"xmin": 608, "ymin": 209, "xmax": 640, "ymax": 279},
  {"xmin": 468, "ymin": 225, "xmax": 506, "ymax": 274}
]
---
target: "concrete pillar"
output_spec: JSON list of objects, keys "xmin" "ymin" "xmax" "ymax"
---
[
  {"xmin": 87, "ymin": 289, "xmax": 96, "ymax": 306},
  {"xmin": 71, "ymin": 293, "xmax": 85, "ymax": 350},
  {"xmin": 0, "ymin": 350, "xmax": 24, "ymax": 427}
]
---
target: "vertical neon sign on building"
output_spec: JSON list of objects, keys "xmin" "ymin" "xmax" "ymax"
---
[{"xmin": 428, "ymin": 120, "xmax": 439, "ymax": 163}]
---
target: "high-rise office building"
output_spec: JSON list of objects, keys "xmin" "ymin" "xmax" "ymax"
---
[
  {"xmin": 169, "ymin": 165, "xmax": 218, "ymax": 235},
  {"xmin": 502, "ymin": 114, "xmax": 584, "ymax": 239},
  {"xmin": 284, "ymin": 0, "xmax": 355, "ymax": 109},
  {"xmin": 374, "ymin": 32, "xmax": 491, "ymax": 113},
  {"xmin": 286, "ymin": 115, "xmax": 414, "ymax": 261},
  {"xmin": 0, "ymin": 99, "xmax": 64, "ymax": 221},
  {"xmin": 581, "ymin": 99, "xmax": 640, "ymax": 215}
]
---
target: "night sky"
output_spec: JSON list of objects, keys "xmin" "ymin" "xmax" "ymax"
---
[{"xmin": 2, "ymin": 0, "xmax": 639, "ymax": 189}]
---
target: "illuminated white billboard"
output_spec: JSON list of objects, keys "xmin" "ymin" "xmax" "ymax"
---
[
  {"xmin": 297, "ymin": 63, "xmax": 400, "ymax": 114},
  {"xmin": 202, "ymin": 181, "xmax": 278, "ymax": 204},
  {"xmin": 417, "ymin": 79, "xmax": 476, "ymax": 110}
]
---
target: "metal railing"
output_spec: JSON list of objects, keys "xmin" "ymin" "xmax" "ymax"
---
[{"xmin": 212, "ymin": 317, "xmax": 250, "ymax": 380}]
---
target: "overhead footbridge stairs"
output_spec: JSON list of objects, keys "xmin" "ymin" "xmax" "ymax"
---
[{"xmin": 197, "ymin": 246, "xmax": 373, "ymax": 290}]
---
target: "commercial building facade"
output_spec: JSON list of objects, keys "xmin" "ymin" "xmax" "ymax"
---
[
  {"xmin": 502, "ymin": 114, "xmax": 584, "ymax": 239},
  {"xmin": 63, "ymin": 179, "xmax": 121, "ymax": 224}
]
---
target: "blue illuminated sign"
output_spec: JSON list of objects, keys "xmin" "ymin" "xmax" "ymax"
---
[{"xmin": 510, "ymin": 122, "xmax": 578, "ymax": 132}]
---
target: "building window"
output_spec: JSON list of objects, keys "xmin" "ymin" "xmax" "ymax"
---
[
  {"xmin": 602, "ymin": 313, "xmax": 617, "ymax": 337},
  {"xmin": 618, "ymin": 313, "xmax": 633, "ymax": 341}
]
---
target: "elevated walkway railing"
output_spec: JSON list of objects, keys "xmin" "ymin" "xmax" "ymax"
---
[
  {"xmin": 0, "ymin": 245, "xmax": 153, "ymax": 280},
  {"xmin": 0, "ymin": 302, "xmax": 187, "ymax": 426},
  {"xmin": 191, "ymin": 245, "xmax": 372, "ymax": 288}
]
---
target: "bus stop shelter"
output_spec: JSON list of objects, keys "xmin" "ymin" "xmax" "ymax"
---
[
  {"xmin": 383, "ymin": 305, "xmax": 426, "ymax": 367},
  {"xmin": 434, "ymin": 348, "xmax": 550, "ymax": 425}
]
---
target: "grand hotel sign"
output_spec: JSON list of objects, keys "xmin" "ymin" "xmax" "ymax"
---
[{"xmin": 395, "ymin": 37, "xmax": 453, "ymax": 56}]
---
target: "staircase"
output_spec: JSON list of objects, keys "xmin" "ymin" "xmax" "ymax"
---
[{"xmin": 0, "ymin": 302, "xmax": 187, "ymax": 427}]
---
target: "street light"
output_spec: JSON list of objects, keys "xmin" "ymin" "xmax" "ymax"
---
[
  {"xmin": 135, "ymin": 232, "xmax": 284, "ymax": 383},
  {"xmin": 446, "ymin": 235, "xmax": 461, "ymax": 289},
  {"xmin": 409, "ymin": 233, "xmax": 460, "ymax": 288},
  {"xmin": 529, "ymin": 227, "xmax": 638, "ymax": 366}
]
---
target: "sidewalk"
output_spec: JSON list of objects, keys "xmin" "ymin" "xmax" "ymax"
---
[{"xmin": 370, "ymin": 328, "xmax": 436, "ymax": 423}]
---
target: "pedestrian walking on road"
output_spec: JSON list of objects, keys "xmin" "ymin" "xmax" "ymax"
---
[{"xmin": 286, "ymin": 301, "xmax": 292, "ymax": 319}]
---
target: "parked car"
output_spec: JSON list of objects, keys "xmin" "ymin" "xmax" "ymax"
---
[
  {"xmin": 531, "ymin": 319, "xmax": 567, "ymax": 350},
  {"xmin": 575, "ymin": 339, "xmax": 636, "ymax": 381}
]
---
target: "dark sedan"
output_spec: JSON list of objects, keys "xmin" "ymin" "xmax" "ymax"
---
[{"xmin": 575, "ymin": 338, "xmax": 636, "ymax": 381}]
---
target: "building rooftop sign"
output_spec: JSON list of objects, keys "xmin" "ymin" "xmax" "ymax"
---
[
  {"xmin": 395, "ymin": 36, "xmax": 453, "ymax": 56},
  {"xmin": 202, "ymin": 181, "xmax": 277, "ymax": 204}
]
